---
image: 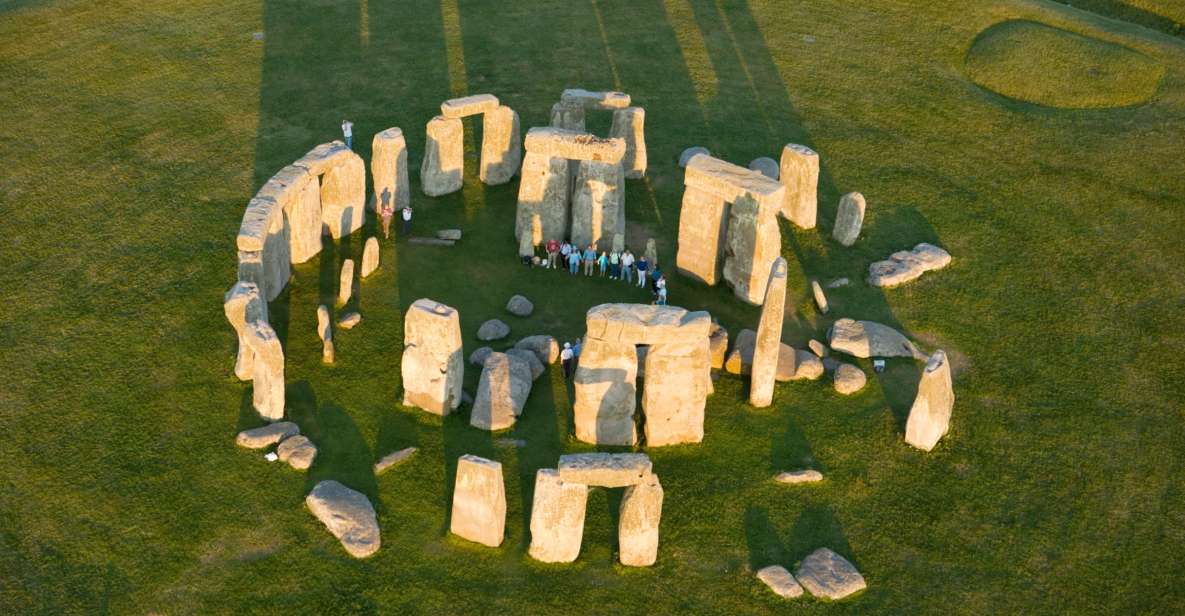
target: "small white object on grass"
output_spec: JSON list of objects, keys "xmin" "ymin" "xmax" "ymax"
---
[
  {"xmin": 264, "ymin": 452, "xmax": 279, "ymax": 462},
  {"xmin": 873, "ymin": 358, "xmax": 886, "ymax": 373}
]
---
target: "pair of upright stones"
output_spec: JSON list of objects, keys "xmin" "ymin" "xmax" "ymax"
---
[
  {"xmin": 675, "ymin": 145, "xmax": 818, "ymax": 305},
  {"xmin": 549, "ymin": 88, "xmax": 647, "ymax": 179},
  {"xmin": 574, "ymin": 304, "xmax": 713, "ymax": 446},
  {"xmin": 421, "ymin": 94, "xmax": 521, "ymax": 196}
]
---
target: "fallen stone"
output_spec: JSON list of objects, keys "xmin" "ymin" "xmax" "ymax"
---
[
  {"xmin": 833, "ymin": 192, "xmax": 865, "ymax": 247},
  {"xmin": 709, "ymin": 323, "xmax": 729, "ymax": 369},
  {"xmin": 477, "ymin": 319, "xmax": 510, "ymax": 341},
  {"xmin": 470, "ymin": 352, "xmax": 534, "ymax": 431},
  {"xmin": 469, "ymin": 346, "xmax": 494, "ymax": 367},
  {"xmin": 436, "ymin": 229, "xmax": 462, "ymax": 241},
  {"xmin": 506, "ymin": 348, "xmax": 545, "ymax": 380},
  {"xmin": 236, "ymin": 422, "xmax": 299, "ymax": 449},
  {"xmin": 775, "ymin": 470, "xmax": 824, "ymax": 484},
  {"xmin": 618, "ymin": 473, "xmax": 663, "ymax": 567},
  {"xmin": 514, "ymin": 335, "xmax": 560, "ymax": 364},
  {"xmin": 505, "ymin": 294, "xmax": 534, "ymax": 317},
  {"xmin": 338, "ymin": 259, "xmax": 354, "ymax": 305},
  {"xmin": 811, "ymin": 280, "xmax": 829, "ymax": 314},
  {"xmin": 757, "ymin": 565, "xmax": 805, "ymax": 599},
  {"xmin": 748, "ymin": 157, "xmax": 780, "ymax": 179},
  {"xmin": 679, "ymin": 146, "xmax": 710, "ymax": 167},
  {"xmin": 529, "ymin": 468, "xmax": 589, "ymax": 563},
  {"xmin": 374, "ymin": 447, "xmax": 418, "ymax": 474},
  {"xmin": 868, "ymin": 243, "xmax": 952, "ymax": 288},
  {"xmin": 795, "ymin": 547, "xmax": 867, "ymax": 600},
  {"xmin": 305, "ymin": 480, "xmax": 380, "ymax": 558},
  {"xmin": 827, "ymin": 277, "xmax": 850, "ymax": 288},
  {"xmin": 361, "ymin": 237, "xmax": 380, "ymax": 277},
  {"xmin": 828, "ymin": 318, "xmax": 923, "ymax": 359},
  {"xmin": 780, "ymin": 349, "xmax": 824, "ymax": 382},
  {"xmin": 833, "ymin": 363, "xmax": 867, "ymax": 395},
  {"xmin": 277, "ymin": 434, "xmax": 317, "ymax": 470},
  {"xmin": 338, "ymin": 312, "xmax": 361, "ymax": 330},
  {"xmin": 407, "ymin": 236, "xmax": 456, "ymax": 246},
  {"xmin": 450, "ymin": 455, "xmax": 506, "ymax": 547},
  {"xmin": 808, "ymin": 339, "xmax": 827, "ymax": 357},
  {"xmin": 905, "ymin": 350, "xmax": 954, "ymax": 451},
  {"xmin": 558, "ymin": 453, "xmax": 651, "ymax": 488},
  {"xmin": 401, "ymin": 299, "xmax": 464, "ymax": 415},
  {"xmin": 495, "ymin": 438, "xmax": 527, "ymax": 448}
]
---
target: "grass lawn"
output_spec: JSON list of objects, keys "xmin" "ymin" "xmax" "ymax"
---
[{"xmin": 2, "ymin": 0, "xmax": 1185, "ymax": 613}]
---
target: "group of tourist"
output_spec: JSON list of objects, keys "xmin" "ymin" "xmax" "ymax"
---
[{"xmin": 522, "ymin": 239, "xmax": 668, "ymax": 305}]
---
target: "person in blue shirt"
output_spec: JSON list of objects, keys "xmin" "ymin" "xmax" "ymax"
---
[
  {"xmin": 582, "ymin": 245, "xmax": 596, "ymax": 275},
  {"xmin": 567, "ymin": 247, "xmax": 581, "ymax": 275},
  {"xmin": 635, "ymin": 255, "xmax": 649, "ymax": 287}
]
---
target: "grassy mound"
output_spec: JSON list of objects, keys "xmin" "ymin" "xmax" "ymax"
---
[{"xmin": 965, "ymin": 20, "xmax": 1164, "ymax": 108}]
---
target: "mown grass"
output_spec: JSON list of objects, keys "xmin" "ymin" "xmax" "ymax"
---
[{"xmin": 1, "ymin": 0, "xmax": 1184, "ymax": 614}]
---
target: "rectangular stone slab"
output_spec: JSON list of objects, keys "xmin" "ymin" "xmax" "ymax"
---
[
  {"xmin": 515, "ymin": 152, "xmax": 570, "ymax": 245},
  {"xmin": 440, "ymin": 93, "xmax": 500, "ymax": 118},
  {"xmin": 450, "ymin": 455, "xmax": 506, "ymax": 547},
  {"xmin": 557, "ymin": 453, "xmax": 652, "ymax": 487},
  {"xmin": 572, "ymin": 339, "xmax": 638, "ymax": 446},
  {"xmin": 528, "ymin": 469, "xmax": 588, "ymax": 563},
  {"xmin": 370, "ymin": 127, "xmax": 410, "ymax": 214},
  {"xmin": 561, "ymin": 88, "xmax": 631, "ymax": 110},
  {"xmin": 642, "ymin": 340, "xmax": 712, "ymax": 446},
  {"xmin": 618, "ymin": 473, "xmax": 663, "ymax": 566},
  {"xmin": 684, "ymin": 153, "xmax": 785, "ymax": 203},
  {"xmin": 585, "ymin": 304, "xmax": 711, "ymax": 345},
  {"xmin": 675, "ymin": 187, "xmax": 729, "ymax": 286},
  {"xmin": 523, "ymin": 127, "xmax": 625, "ymax": 163}
]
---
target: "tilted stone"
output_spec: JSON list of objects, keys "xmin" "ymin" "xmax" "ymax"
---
[
  {"xmin": 833, "ymin": 192, "xmax": 865, "ymax": 247},
  {"xmin": 370, "ymin": 127, "xmax": 410, "ymax": 214},
  {"xmin": 480, "ymin": 105, "xmax": 521, "ymax": 185},
  {"xmin": 905, "ymin": 350, "xmax": 954, "ymax": 451},
  {"xmin": 440, "ymin": 93, "xmax": 500, "ymax": 118},
  {"xmin": 585, "ymin": 303, "xmax": 711, "ymax": 345},
  {"xmin": 811, "ymin": 280, "xmax": 829, "ymax": 314},
  {"xmin": 868, "ymin": 242, "xmax": 952, "ymax": 287},
  {"xmin": 450, "ymin": 455, "xmax": 506, "ymax": 547},
  {"xmin": 305, "ymin": 480, "xmax": 380, "ymax": 558},
  {"xmin": 338, "ymin": 259, "xmax": 354, "ymax": 305},
  {"xmin": 361, "ymin": 237, "xmax": 379, "ymax": 277},
  {"xmin": 757, "ymin": 565, "xmax": 805, "ymax": 599},
  {"xmin": 528, "ymin": 469, "xmax": 589, "ymax": 563},
  {"xmin": 319, "ymin": 150, "xmax": 366, "ymax": 239},
  {"xmin": 550, "ymin": 101, "xmax": 586, "ymax": 131},
  {"xmin": 523, "ymin": 127, "xmax": 625, "ymax": 163},
  {"xmin": 471, "ymin": 352, "xmax": 535, "ymax": 431},
  {"xmin": 751, "ymin": 257, "xmax": 788, "ymax": 407},
  {"xmin": 401, "ymin": 299, "xmax": 464, "ymax": 415},
  {"xmin": 774, "ymin": 470, "xmax": 824, "ymax": 485},
  {"xmin": 723, "ymin": 192, "xmax": 782, "ymax": 305},
  {"xmin": 795, "ymin": 547, "xmax": 866, "ymax": 600},
  {"xmin": 277, "ymin": 434, "xmax": 317, "ymax": 470},
  {"xmin": 374, "ymin": 446, "xmax": 418, "ymax": 474},
  {"xmin": 560, "ymin": 88, "xmax": 631, "ymax": 110},
  {"xmin": 609, "ymin": 107, "xmax": 647, "ymax": 179},
  {"xmin": 828, "ymin": 318, "xmax": 923, "ymax": 359},
  {"xmin": 245, "ymin": 320, "xmax": 284, "ymax": 421},
  {"xmin": 833, "ymin": 363, "xmax": 867, "ymax": 395},
  {"xmin": 570, "ymin": 159, "xmax": 625, "ymax": 251},
  {"xmin": 573, "ymin": 339, "xmax": 638, "ymax": 446},
  {"xmin": 514, "ymin": 335, "xmax": 560, "ymax": 364},
  {"xmin": 618, "ymin": 473, "xmax": 663, "ymax": 567},
  {"xmin": 558, "ymin": 453, "xmax": 652, "ymax": 487},
  {"xmin": 779, "ymin": 143, "xmax": 819, "ymax": 229},
  {"xmin": 515, "ymin": 152, "xmax": 571, "ymax": 246},
  {"xmin": 748, "ymin": 157, "xmax": 780, "ymax": 180},
  {"xmin": 420, "ymin": 116, "xmax": 464, "ymax": 196},
  {"xmin": 224, "ymin": 281, "xmax": 267, "ymax": 381},
  {"xmin": 643, "ymin": 340, "xmax": 712, "ymax": 446},
  {"xmin": 675, "ymin": 186, "xmax": 729, "ymax": 285},
  {"xmin": 236, "ymin": 421, "xmax": 298, "ymax": 449}
]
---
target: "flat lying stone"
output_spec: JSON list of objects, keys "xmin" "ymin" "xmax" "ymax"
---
[
  {"xmin": 477, "ymin": 319, "xmax": 510, "ymax": 341},
  {"xmin": 436, "ymin": 229, "xmax": 462, "ymax": 241},
  {"xmin": 469, "ymin": 346, "xmax": 494, "ymax": 366},
  {"xmin": 782, "ymin": 350, "xmax": 824, "ymax": 381},
  {"xmin": 827, "ymin": 277, "xmax": 850, "ymax": 288},
  {"xmin": 305, "ymin": 480, "xmax": 380, "ymax": 558},
  {"xmin": 795, "ymin": 548, "xmax": 867, "ymax": 600},
  {"xmin": 558, "ymin": 453, "xmax": 652, "ymax": 487},
  {"xmin": 775, "ymin": 470, "xmax": 823, "ymax": 484},
  {"xmin": 374, "ymin": 447, "xmax": 418, "ymax": 474},
  {"xmin": 440, "ymin": 93, "xmax": 499, "ymax": 118},
  {"xmin": 757, "ymin": 565, "xmax": 804, "ymax": 599},
  {"xmin": 495, "ymin": 438, "xmax": 527, "ymax": 448},
  {"xmin": 408, "ymin": 236, "xmax": 455, "ymax": 246},
  {"xmin": 505, "ymin": 294, "xmax": 534, "ymax": 317},
  {"xmin": 514, "ymin": 335, "xmax": 560, "ymax": 364},
  {"xmin": 236, "ymin": 422, "xmax": 299, "ymax": 449},
  {"xmin": 833, "ymin": 363, "xmax": 867, "ymax": 395},
  {"xmin": 338, "ymin": 312, "xmax": 361, "ymax": 330},
  {"xmin": 277, "ymin": 435, "xmax": 317, "ymax": 470},
  {"xmin": 679, "ymin": 146, "xmax": 709, "ymax": 167},
  {"xmin": 828, "ymin": 318, "xmax": 923, "ymax": 359},
  {"xmin": 868, "ymin": 243, "xmax": 951, "ymax": 287}
]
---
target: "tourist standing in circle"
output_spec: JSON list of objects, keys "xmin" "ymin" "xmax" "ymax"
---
[
  {"xmin": 635, "ymin": 255, "xmax": 649, "ymax": 287},
  {"xmin": 341, "ymin": 119, "xmax": 354, "ymax": 149},
  {"xmin": 561, "ymin": 342, "xmax": 574, "ymax": 379},
  {"xmin": 567, "ymin": 245, "xmax": 581, "ymax": 275},
  {"xmin": 582, "ymin": 245, "xmax": 596, "ymax": 276},
  {"xmin": 597, "ymin": 251, "xmax": 608, "ymax": 276},
  {"xmin": 621, "ymin": 249, "xmax": 634, "ymax": 282},
  {"xmin": 401, "ymin": 206, "xmax": 413, "ymax": 236},
  {"xmin": 609, "ymin": 250, "xmax": 620, "ymax": 279},
  {"xmin": 546, "ymin": 238, "xmax": 560, "ymax": 269},
  {"xmin": 380, "ymin": 202, "xmax": 395, "ymax": 239}
]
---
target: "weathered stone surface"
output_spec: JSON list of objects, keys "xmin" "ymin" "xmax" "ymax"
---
[
  {"xmin": 585, "ymin": 304, "xmax": 711, "ymax": 345},
  {"xmin": 523, "ymin": 127, "xmax": 625, "ymax": 163},
  {"xmin": 779, "ymin": 349, "xmax": 824, "ymax": 382},
  {"xmin": 811, "ymin": 280, "xmax": 829, "ymax": 314},
  {"xmin": 506, "ymin": 348, "xmax": 545, "ymax": 381},
  {"xmin": 277, "ymin": 434, "xmax": 317, "ymax": 470},
  {"xmin": 337, "ymin": 259, "xmax": 354, "ymax": 306},
  {"xmin": 421, "ymin": 116, "xmax": 464, "ymax": 196},
  {"xmin": 723, "ymin": 328, "xmax": 756, "ymax": 375},
  {"xmin": 515, "ymin": 152, "xmax": 571, "ymax": 245},
  {"xmin": 440, "ymin": 93, "xmax": 499, "ymax": 118},
  {"xmin": 374, "ymin": 446, "xmax": 418, "ymax": 474},
  {"xmin": 401, "ymin": 299, "xmax": 464, "ymax": 415},
  {"xmin": 723, "ymin": 192, "xmax": 782, "ymax": 305},
  {"xmin": 495, "ymin": 438, "xmax": 526, "ymax": 448},
  {"xmin": 436, "ymin": 229, "xmax": 462, "ymax": 241},
  {"xmin": 643, "ymin": 339, "xmax": 712, "ymax": 446},
  {"xmin": 469, "ymin": 346, "xmax": 494, "ymax": 366},
  {"xmin": 775, "ymin": 469, "xmax": 824, "ymax": 484},
  {"xmin": 749, "ymin": 157, "xmax": 780, "ymax": 180},
  {"xmin": 675, "ymin": 186, "xmax": 729, "ymax": 285},
  {"xmin": 685, "ymin": 154, "xmax": 786, "ymax": 207},
  {"xmin": 470, "ymin": 352, "xmax": 534, "ymax": 431},
  {"xmin": 480, "ymin": 105, "xmax": 521, "ymax": 185},
  {"xmin": 360, "ymin": 237, "xmax": 379, "ymax": 278},
  {"xmin": 224, "ymin": 281, "xmax": 267, "ymax": 381},
  {"xmin": 561, "ymin": 88, "xmax": 631, "ymax": 110},
  {"xmin": 795, "ymin": 548, "xmax": 867, "ymax": 600},
  {"xmin": 245, "ymin": 321, "xmax": 284, "ymax": 421},
  {"xmin": 371, "ymin": 127, "xmax": 409, "ymax": 214},
  {"xmin": 618, "ymin": 473, "xmax": 662, "ymax": 567},
  {"xmin": 751, "ymin": 258, "xmax": 788, "ymax": 407},
  {"xmin": 834, "ymin": 363, "xmax": 867, "ymax": 395},
  {"xmin": 709, "ymin": 323, "xmax": 728, "ymax": 369},
  {"xmin": 868, "ymin": 243, "xmax": 952, "ymax": 287},
  {"xmin": 635, "ymin": 345, "xmax": 649, "ymax": 378},
  {"xmin": 645, "ymin": 238, "xmax": 658, "ymax": 267},
  {"xmin": 528, "ymin": 469, "xmax": 589, "ymax": 563},
  {"xmin": 757, "ymin": 565, "xmax": 805, "ymax": 599},
  {"xmin": 779, "ymin": 143, "xmax": 819, "ymax": 229},
  {"xmin": 514, "ymin": 335, "xmax": 560, "ymax": 364},
  {"xmin": 337, "ymin": 311, "xmax": 361, "ymax": 330},
  {"xmin": 549, "ymin": 101, "xmax": 586, "ymax": 131},
  {"xmin": 905, "ymin": 350, "xmax": 954, "ymax": 451},
  {"xmin": 609, "ymin": 107, "xmax": 647, "ymax": 179},
  {"xmin": 236, "ymin": 421, "xmax": 298, "ymax": 449},
  {"xmin": 833, "ymin": 192, "xmax": 865, "ymax": 246},
  {"xmin": 520, "ymin": 231, "xmax": 537, "ymax": 260},
  {"xmin": 238, "ymin": 196, "xmax": 291, "ymax": 302},
  {"xmin": 477, "ymin": 319, "xmax": 510, "ymax": 341},
  {"xmin": 293, "ymin": 140, "xmax": 354, "ymax": 176},
  {"xmin": 570, "ymin": 159, "xmax": 625, "ymax": 251},
  {"xmin": 679, "ymin": 146, "xmax": 709, "ymax": 167},
  {"xmin": 256, "ymin": 164, "xmax": 322, "ymax": 265},
  {"xmin": 306, "ymin": 480, "xmax": 380, "ymax": 558},
  {"xmin": 319, "ymin": 151, "xmax": 366, "ymax": 239},
  {"xmin": 809, "ymin": 339, "xmax": 827, "ymax": 357},
  {"xmin": 558, "ymin": 453, "xmax": 652, "ymax": 487},
  {"xmin": 506, "ymin": 294, "xmax": 534, "ymax": 317},
  {"xmin": 573, "ymin": 339, "xmax": 638, "ymax": 446},
  {"xmin": 450, "ymin": 455, "xmax": 506, "ymax": 547},
  {"xmin": 828, "ymin": 318, "xmax": 923, "ymax": 359}
]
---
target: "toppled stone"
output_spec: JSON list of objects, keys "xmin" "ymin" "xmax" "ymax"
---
[
  {"xmin": 868, "ymin": 243, "xmax": 951, "ymax": 288},
  {"xmin": 775, "ymin": 470, "xmax": 824, "ymax": 484},
  {"xmin": 374, "ymin": 447, "xmax": 418, "ymax": 474},
  {"xmin": 277, "ymin": 434, "xmax": 317, "ymax": 470},
  {"xmin": 361, "ymin": 237, "xmax": 380, "ymax": 277},
  {"xmin": 436, "ymin": 229, "xmax": 462, "ymax": 241},
  {"xmin": 905, "ymin": 350, "xmax": 954, "ymax": 451},
  {"xmin": 505, "ymin": 294, "xmax": 534, "ymax": 317},
  {"xmin": 795, "ymin": 548, "xmax": 867, "ymax": 600},
  {"xmin": 833, "ymin": 192, "xmax": 865, "ymax": 247},
  {"xmin": 618, "ymin": 473, "xmax": 663, "ymax": 567},
  {"xmin": 514, "ymin": 335, "xmax": 560, "ymax": 364},
  {"xmin": 828, "ymin": 318, "xmax": 923, "ymax": 359},
  {"xmin": 408, "ymin": 236, "xmax": 456, "ymax": 246},
  {"xmin": 506, "ymin": 348, "xmax": 545, "ymax": 380},
  {"xmin": 757, "ymin": 565, "xmax": 805, "ymax": 599},
  {"xmin": 338, "ymin": 312, "xmax": 361, "ymax": 330},
  {"xmin": 811, "ymin": 280, "xmax": 829, "ymax": 314},
  {"xmin": 558, "ymin": 453, "xmax": 652, "ymax": 488},
  {"xmin": 709, "ymin": 323, "xmax": 729, "ymax": 369},
  {"xmin": 477, "ymin": 319, "xmax": 511, "ymax": 341},
  {"xmin": 780, "ymin": 349, "xmax": 824, "ymax": 382},
  {"xmin": 450, "ymin": 455, "xmax": 506, "ymax": 547},
  {"xmin": 401, "ymin": 299, "xmax": 464, "ymax": 415},
  {"xmin": 236, "ymin": 422, "xmax": 299, "ymax": 449},
  {"xmin": 833, "ymin": 363, "xmax": 867, "ymax": 395},
  {"xmin": 495, "ymin": 438, "xmax": 527, "ymax": 448},
  {"xmin": 529, "ymin": 469, "xmax": 589, "ymax": 563},
  {"xmin": 808, "ymin": 339, "xmax": 827, "ymax": 357},
  {"xmin": 827, "ymin": 277, "xmax": 851, "ymax": 288},
  {"xmin": 469, "ymin": 346, "xmax": 494, "ymax": 366},
  {"xmin": 679, "ymin": 146, "xmax": 710, "ymax": 167},
  {"xmin": 305, "ymin": 480, "xmax": 380, "ymax": 558},
  {"xmin": 748, "ymin": 157, "xmax": 780, "ymax": 180},
  {"xmin": 470, "ymin": 352, "xmax": 534, "ymax": 431}
]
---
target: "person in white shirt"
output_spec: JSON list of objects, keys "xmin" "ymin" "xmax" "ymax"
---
[
  {"xmin": 341, "ymin": 119, "xmax": 354, "ymax": 149},
  {"xmin": 560, "ymin": 343, "xmax": 574, "ymax": 380},
  {"xmin": 620, "ymin": 250, "xmax": 635, "ymax": 282}
]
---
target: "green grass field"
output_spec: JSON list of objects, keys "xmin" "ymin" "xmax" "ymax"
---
[{"xmin": 2, "ymin": 0, "xmax": 1184, "ymax": 613}]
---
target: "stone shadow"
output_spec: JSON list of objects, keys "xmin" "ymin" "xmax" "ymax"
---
[
  {"xmin": 510, "ymin": 364, "xmax": 565, "ymax": 551},
  {"xmin": 286, "ymin": 380, "xmax": 381, "ymax": 507}
]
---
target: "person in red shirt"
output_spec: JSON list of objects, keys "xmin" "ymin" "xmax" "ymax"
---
[{"xmin": 545, "ymin": 238, "xmax": 560, "ymax": 269}]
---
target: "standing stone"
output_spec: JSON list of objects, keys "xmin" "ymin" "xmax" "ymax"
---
[
  {"xmin": 679, "ymin": 146, "xmax": 709, "ymax": 167},
  {"xmin": 337, "ymin": 259, "xmax": 354, "ymax": 306},
  {"xmin": 320, "ymin": 151, "xmax": 366, "ymax": 239},
  {"xmin": 573, "ymin": 339, "xmax": 638, "ymax": 446},
  {"xmin": 779, "ymin": 143, "xmax": 819, "ymax": 229},
  {"xmin": 237, "ymin": 250, "xmax": 265, "ymax": 303},
  {"xmin": 361, "ymin": 237, "xmax": 380, "ymax": 278},
  {"xmin": 811, "ymin": 280, "xmax": 829, "ymax": 314},
  {"xmin": 828, "ymin": 318, "xmax": 923, "ymax": 359},
  {"xmin": 723, "ymin": 192, "xmax": 782, "ymax": 305},
  {"xmin": 757, "ymin": 565, "xmax": 805, "ymax": 599},
  {"xmin": 401, "ymin": 299, "xmax": 464, "ymax": 415},
  {"xmin": 246, "ymin": 321, "xmax": 284, "ymax": 421},
  {"xmin": 833, "ymin": 192, "xmax": 865, "ymax": 246},
  {"xmin": 515, "ymin": 152, "xmax": 571, "ymax": 246},
  {"xmin": 609, "ymin": 106, "xmax": 647, "ymax": 179},
  {"xmin": 549, "ymin": 101, "xmax": 585, "ymax": 131},
  {"xmin": 450, "ymin": 455, "xmax": 506, "ymax": 547},
  {"xmin": 237, "ymin": 195, "xmax": 291, "ymax": 302},
  {"xmin": 256, "ymin": 164, "xmax": 322, "ymax": 265},
  {"xmin": 316, "ymin": 304, "xmax": 334, "ymax": 364},
  {"xmin": 905, "ymin": 350, "xmax": 954, "ymax": 451},
  {"xmin": 645, "ymin": 238, "xmax": 658, "ymax": 268},
  {"xmin": 751, "ymin": 258, "xmax": 788, "ymax": 407},
  {"xmin": 420, "ymin": 116, "xmax": 464, "ymax": 197},
  {"xmin": 795, "ymin": 547, "xmax": 867, "ymax": 600},
  {"xmin": 675, "ymin": 187, "xmax": 729, "ymax": 285},
  {"xmin": 480, "ymin": 105, "xmax": 521, "ymax": 185},
  {"xmin": 518, "ymin": 229, "xmax": 535, "ymax": 261},
  {"xmin": 528, "ymin": 469, "xmax": 589, "ymax": 563},
  {"xmin": 612, "ymin": 233, "xmax": 625, "ymax": 253},
  {"xmin": 748, "ymin": 157, "xmax": 780, "ymax": 180},
  {"xmin": 224, "ymin": 281, "xmax": 267, "ymax": 381},
  {"xmin": 570, "ymin": 160, "xmax": 625, "ymax": 251},
  {"xmin": 558, "ymin": 453, "xmax": 653, "ymax": 487},
  {"xmin": 305, "ymin": 480, "xmax": 380, "ymax": 558},
  {"xmin": 618, "ymin": 473, "xmax": 663, "ymax": 567},
  {"xmin": 370, "ymin": 127, "xmax": 409, "ymax": 214},
  {"xmin": 708, "ymin": 323, "xmax": 729, "ymax": 369},
  {"xmin": 642, "ymin": 339, "xmax": 712, "ymax": 446},
  {"xmin": 470, "ymin": 352, "xmax": 534, "ymax": 431}
]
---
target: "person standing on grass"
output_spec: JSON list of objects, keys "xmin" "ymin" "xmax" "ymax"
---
[
  {"xmin": 656, "ymin": 285, "xmax": 668, "ymax": 306},
  {"xmin": 546, "ymin": 238, "xmax": 560, "ymax": 269},
  {"xmin": 650, "ymin": 265, "xmax": 663, "ymax": 295},
  {"xmin": 572, "ymin": 337, "xmax": 582, "ymax": 364},
  {"xmin": 380, "ymin": 202, "xmax": 395, "ymax": 239},
  {"xmin": 621, "ymin": 249, "xmax": 634, "ymax": 282},
  {"xmin": 560, "ymin": 241, "xmax": 572, "ymax": 269},
  {"xmin": 609, "ymin": 250, "xmax": 620, "ymax": 279},
  {"xmin": 341, "ymin": 119, "xmax": 354, "ymax": 149},
  {"xmin": 561, "ymin": 342, "xmax": 574, "ymax": 379},
  {"xmin": 583, "ymin": 245, "xmax": 596, "ymax": 276},
  {"xmin": 597, "ymin": 251, "xmax": 608, "ymax": 276},
  {"xmin": 401, "ymin": 206, "xmax": 413, "ymax": 236},
  {"xmin": 567, "ymin": 245, "xmax": 581, "ymax": 275},
  {"xmin": 635, "ymin": 254, "xmax": 649, "ymax": 287}
]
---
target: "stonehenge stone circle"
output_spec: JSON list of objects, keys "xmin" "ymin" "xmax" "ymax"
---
[
  {"xmin": 374, "ymin": 446, "xmax": 418, "ymax": 474},
  {"xmin": 795, "ymin": 547, "xmax": 867, "ymax": 600},
  {"xmin": 235, "ymin": 421, "xmax": 299, "ymax": 449},
  {"xmin": 514, "ymin": 335, "xmax": 560, "ymax": 364},
  {"xmin": 748, "ymin": 156, "xmax": 780, "ymax": 180},
  {"xmin": 828, "ymin": 318, "xmax": 924, "ymax": 359},
  {"xmin": 245, "ymin": 320, "xmax": 285, "ymax": 421},
  {"xmin": 811, "ymin": 280, "xmax": 829, "ymax": 314},
  {"xmin": 905, "ymin": 350, "xmax": 954, "ymax": 451},
  {"xmin": 470, "ymin": 352, "xmax": 534, "ymax": 431},
  {"xmin": 305, "ymin": 480, "xmax": 380, "ymax": 558},
  {"xmin": 618, "ymin": 473, "xmax": 663, "ymax": 567},
  {"xmin": 371, "ymin": 127, "xmax": 409, "ymax": 214},
  {"xmin": 401, "ymin": 299, "xmax": 464, "ymax": 415},
  {"xmin": 420, "ymin": 115, "xmax": 464, "ymax": 196},
  {"xmin": 361, "ymin": 237, "xmax": 379, "ymax": 278},
  {"xmin": 833, "ymin": 191, "xmax": 865, "ymax": 246},
  {"xmin": 757, "ymin": 565, "xmax": 805, "ymax": 599},
  {"xmin": 678, "ymin": 146, "xmax": 709, "ymax": 167},
  {"xmin": 450, "ymin": 455, "xmax": 506, "ymax": 547},
  {"xmin": 295, "ymin": 141, "xmax": 366, "ymax": 239},
  {"xmin": 477, "ymin": 318, "xmax": 510, "ymax": 341},
  {"xmin": 422, "ymin": 94, "xmax": 522, "ymax": 196},
  {"xmin": 251, "ymin": 164, "xmax": 321, "ymax": 267},
  {"xmin": 224, "ymin": 281, "xmax": 267, "ymax": 381},
  {"xmin": 338, "ymin": 259, "xmax": 354, "ymax": 306},
  {"xmin": 276, "ymin": 434, "xmax": 317, "ymax": 470},
  {"xmin": 868, "ymin": 242, "xmax": 952, "ymax": 287},
  {"xmin": 528, "ymin": 469, "xmax": 589, "ymax": 563},
  {"xmin": 751, "ymin": 257, "xmax": 788, "ymax": 408},
  {"xmin": 676, "ymin": 153, "xmax": 784, "ymax": 304},
  {"xmin": 778, "ymin": 143, "xmax": 819, "ymax": 229}
]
